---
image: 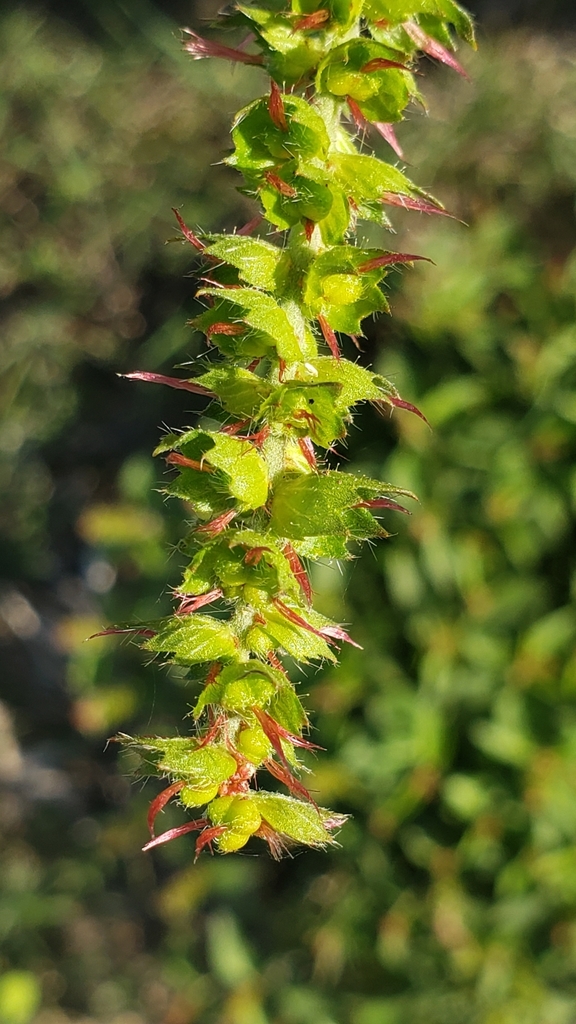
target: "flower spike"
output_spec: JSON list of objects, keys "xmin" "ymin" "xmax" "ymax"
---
[{"xmin": 107, "ymin": 0, "xmax": 474, "ymax": 860}]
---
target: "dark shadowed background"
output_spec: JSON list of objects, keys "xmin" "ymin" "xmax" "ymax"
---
[{"xmin": 2, "ymin": 2, "xmax": 576, "ymax": 1022}]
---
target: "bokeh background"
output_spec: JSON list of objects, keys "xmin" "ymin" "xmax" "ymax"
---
[{"xmin": 2, "ymin": 1, "xmax": 576, "ymax": 1021}]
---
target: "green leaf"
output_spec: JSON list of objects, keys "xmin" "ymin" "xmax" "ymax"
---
[
  {"xmin": 165, "ymin": 469, "xmax": 231, "ymax": 520},
  {"xmin": 251, "ymin": 792, "xmax": 340, "ymax": 845},
  {"xmin": 271, "ymin": 470, "xmax": 416, "ymax": 542},
  {"xmin": 270, "ymin": 472, "xmax": 384, "ymax": 539},
  {"xmin": 269, "ymin": 682, "xmax": 308, "ymax": 733},
  {"xmin": 194, "ymin": 288, "xmax": 315, "ymax": 363},
  {"xmin": 245, "ymin": 604, "xmax": 336, "ymax": 662},
  {"xmin": 317, "ymin": 184, "xmax": 351, "ymax": 245},
  {"xmin": 231, "ymin": 529, "xmax": 303, "ymax": 598},
  {"xmin": 262, "ymin": 381, "xmax": 347, "ymax": 447},
  {"xmin": 227, "ymin": 95, "xmax": 329, "ymax": 175},
  {"xmin": 194, "ymin": 366, "xmax": 274, "ymax": 419},
  {"xmin": 193, "ymin": 680, "xmax": 225, "ymax": 719},
  {"xmin": 122, "ymin": 735, "xmax": 237, "ymax": 786},
  {"xmin": 363, "ymin": 0, "xmax": 475, "ymax": 45},
  {"xmin": 181, "ymin": 529, "xmax": 304, "ymax": 603},
  {"xmin": 237, "ymin": 5, "xmax": 326, "ymax": 83},
  {"xmin": 194, "ymin": 660, "xmax": 288, "ymax": 720},
  {"xmin": 318, "ymin": 39, "xmax": 416, "ymax": 123},
  {"xmin": 293, "ymin": 535, "xmax": 351, "ymax": 560},
  {"xmin": 292, "ymin": 0, "xmax": 364, "ymax": 27},
  {"xmin": 144, "ymin": 614, "xmax": 238, "ymax": 664},
  {"xmin": 258, "ymin": 164, "xmax": 336, "ymax": 231},
  {"xmin": 307, "ymin": 356, "xmax": 385, "ymax": 407},
  {"xmin": 167, "ymin": 429, "xmax": 269, "ymax": 511},
  {"xmin": 204, "ymin": 235, "xmax": 288, "ymax": 293},
  {"xmin": 303, "ymin": 245, "xmax": 391, "ymax": 333},
  {"xmin": 332, "ymin": 153, "xmax": 424, "ymax": 204},
  {"xmin": 181, "ymin": 541, "xmax": 254, "ymax": 597}
]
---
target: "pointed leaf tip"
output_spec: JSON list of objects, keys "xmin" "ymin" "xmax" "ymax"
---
[
  {"xmin": 404, "ymin": 21, "xmax": 470, "ymax": 80},
  {"xmin": 317, "ymin": 315, "xmax": 341, "ymax": 360},
  {"xmin": 378, "ymin": 395, "xmax": 431, "ymax": 428},
  {"xmin": 171, "ymin": 208, "xmax": 205, "ymax": 250},
  {"xmin": 319, "ymin": 625, "xmax": 363, "ymax": 650},
  {"xmin": 182, "ymin": 29, "xmax": 264, "ymax": 66},
  {"xmin": 121, "ymin": 371, "xmax": 215, "ymax": 396},
  {"xmin": 293, "ymin": 9, "xmax": 330, "ymax": 30},
  {"xmin": 147, "ymin": 781, "xmax": 185, "ymax": 837},
  {"xmin": 142, "ymin": 818, "xmax": 208, "ymax": 852},
  {"xmin": 358, "ymin": 252, "xmax": 434, "ymax": 273},
  {"xmin": 381, "ymin": 193, "xmax": 455, "ymax": 218},
  {"xmin": 268, "ymin": 80, "xmax": 287, "ymax": 131},
  {"xmin": 90, "ymin": 626, "xmax": 156, "ymax": 639},
  {"xmin": 374, "ymin": 122, "xmax": 405, "ymax": 159}
]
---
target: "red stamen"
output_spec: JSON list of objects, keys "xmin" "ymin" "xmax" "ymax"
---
[
  {"xmin": 244, "ymin": 546, "xmax": 271, "ymax": 566},
  {"xmin": 197, "ymin": 713, "xmax": 226, "ymax": 748},
  {"xmin": 90, "ymin": 626, "xmax": 156, "ymax": 639},
  {"xmin": 373, "ymin": 122, "xmax": 404, "ymax": 159},
  {"xmin": 147, "ymin": 780, "xmax": 185, "ymax": 837},
  {"xmin": 272, "ymin": 598, "xmax": 329, "ymax": 643},
  {"xmin": 354, "ymin": 497, "xmax": 410, "ymax": 514},
  {"xmin": 121, "ymin": 371, "xmax": 214, "ymax": 397},
  {"xmin": 298, "ymin": 437, "xmax": 317, "ymax": 468},
  {"xmin": 268, "ymin": 80, "xmax": 288, "ymax": 131},
  {"xmin": 142, "ymin": 818, "xmax": 208, "ymax": 852},
  {"xmin": 381, "ymin": 192, "xmax": 454, "ymax": 218},
  {"xmin": 219, "ymin": 759, "xmax": 254, "ymax": 796},
  {"xmin": 293, "ymin": 9, "xmax": 330, "ymax": 30},
  {"xmin": 254, "ymin": 708, "xmax": 321, "ymax": 752},
  {"xmin": 273, "ymin": 598, "xmax": 362, "ymax": 650},
  {"xmin": 267, "ymin": 651, "xmax": 287, "ymax": 674},
  {"xmin": 317, "ymin": 315, "xmax": 341, "ymax": 360},
  {"xmin": 278, "ymin": 359, "xmax": 287, "ymax": 381},
  {"xmin": 175, "ymin": 589, "xmax": 223, "ymax": 615},
  {"xmin": 264, "ymin": 171, "xmax": 297, "ymax": 198},
  {"xmin": 220, "ymin": 419, "xmax": 251, "ymax": 435},
  {"xmin": 347, "ymin": 96, "xmax": 366, "ymax": 131},
  {"xmin": 317, "ymin": 624, "xmax": 363, "ymax": 650},
  {"xmin": 172, "ymin": 208, "xmax": 205, "ymax": 250},
  {"xmin": 165, "ymin": 452, "xmax": 213, "ymax": 473},
  {"xmin": 206, "ymin": 322, "xmax": 246, "ymax": 337},
  {"xmin": 182, "ymin": 28, "xmax": 264, "ymax": 66},
  {"xmin": 303, "ymin": 218, "xmax": 315, "ymax": 241},
  {"xmin": 358, "ymin": 252, "xmax": 433, "ymax": 272},
  {"xmin": 378, "ymin": 394, "xmax": 431, "ymax": 427},
  {"xmin": 247, "ymin": 358, "xmax": 262, "ymax": 373},
  {"xmin": 291, "ymin": 408, "xmax": 321, "ymax": 432},
  {"xmin": 360, "ymin": 57, "xmax": 409, "ymax": 73},
  {"xmin": 283, "ymin": 542, "xmax": 312, "ymax": 603},
  {"xmin": 254, "ymin": 820, "xmax": 288, "ymax": 860},
  {"xmin": 237, "ymin": 215, "xmax": 264, "ymax": 236},
  {"xmin": 196, "ymin": 509, "xmax": 238, "ymax": 536},
  {"xmin": 403, "ymin": 20, "xmax": 470, "ymax": 80},
  {"xmin": 239, "ymin": 424, "xmax": 271, "ymax": 447},
  {"xmin": 265, "ymin": 757, "xmax": 317, "ymax": 806},
  {"xmin": 194, "ymin": 825, "xmax": 227, "ymax": 860},
  {"xmin": 205, "ymin": 662, "xmax": 222, "ymax": 687}
]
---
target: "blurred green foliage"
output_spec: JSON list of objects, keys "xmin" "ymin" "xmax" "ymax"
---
[{"xmin": 2, "ymin": 8, "xmax": 576, "ymax": 1024}]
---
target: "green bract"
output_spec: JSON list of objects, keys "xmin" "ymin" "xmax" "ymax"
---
[
  {"xmin": 317, "ymin": 39, "xmax": 419, "ymax": 122},
  {"xmin": 228, "ymin": 95, "xmax": 330, "ymax": 174},
  {"xmin": 110, "ymin": 0, "xmax": 473, "ymax": 860}
]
